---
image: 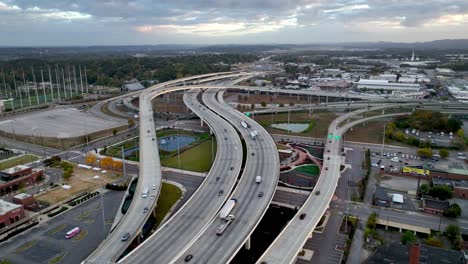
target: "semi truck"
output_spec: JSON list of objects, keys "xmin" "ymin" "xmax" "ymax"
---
[
  {"xmin": 219, "ymin": 198, "xmax": 237, "ymax": 219},
  {"xmin": 241, "ymin": 121, "xmax": 249, "ymax": 129},
  {"xmin": 250, "ymin": 131, "xmax": 258, "ymax": 140},
  {"xmin": 216, "ymin": 214, "xmax": 235, "ymax": 236},
  {"xmin": 142, "ymin": 186, "xmax": 149, "ymax": 198}
]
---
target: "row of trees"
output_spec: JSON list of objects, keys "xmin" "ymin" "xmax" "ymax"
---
[
  {"xmin": 394, "ymin": 111, "xmax": 462, "ymax": 133},
  {"xmin": 85, "ymin": 154, "xmax": 123, "ymax": 170}
]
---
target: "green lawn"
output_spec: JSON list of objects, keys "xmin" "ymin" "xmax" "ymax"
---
[
  {"xmin": 294, "ymin": 165, "xmax": 320, "ymax": 176},
  {"xmin": 155, "ymin": 182, "xmax": 182, "ymax": 226},
  {"xmin": 0, "ymin": 154, "xmax": 39, "ymax": 170},
  {"xmin": 161, "ymin": 138, "xmax": 216, "ymax": 172}
]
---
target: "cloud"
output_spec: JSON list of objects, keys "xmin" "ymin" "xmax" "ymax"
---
[{"xmin": 0, "ymin": 0, "xmax": 468, "ymax": 45}]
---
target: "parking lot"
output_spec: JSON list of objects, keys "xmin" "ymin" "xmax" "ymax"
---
[{"xmin": 0, "ymin": 190, "xmax": 124, "ymax": 264}]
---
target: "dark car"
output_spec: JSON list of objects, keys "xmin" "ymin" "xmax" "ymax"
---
[
  {"xmin": 184, "ymin": 254, "xmax": 193, "ymax": 262},
  {"xmin": 299, "ymin": 213, "xmax": 307, "ymax": 220},
  {"xmin": 143, "ymin": 207, "xmax": 148, "ymax": 213},
  {"xmin": 218, "ymin": 190, "xmax": 224, "ymax": 196},
  {"xmin": 258, "ymin": 191, "xmax": 264, "ymax": 197},
  {"xmin": 121, "ymin": 232, "xmax": 130, "ymax": 241},
  {"xmin": 315, "ymin": 190, "xmax": 321, "ymax": 195}
]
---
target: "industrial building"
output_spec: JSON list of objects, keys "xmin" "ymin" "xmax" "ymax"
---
[
  {"xmin": 0, "ymin": 166, "xmax": 44, "ymax": 196},
  {"xmin": 357, "ymin": 79, "xmax": 421, "ymax": 92}
]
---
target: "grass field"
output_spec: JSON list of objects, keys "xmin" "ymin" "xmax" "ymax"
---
[
  {"xmin": 49, "ymin": 251, "xmax": 67, "ymax": 264},
  {"xmin": 294, "ymin": 165, "xmax": 320, "ymax": 176},
  {"xmin": 344, "ymin": 120, "xmax": 386, "ymax": 144},
  {"xmin": 155, "ymin": 182, "xmax": 182, "ymax": 226},
  {"xmin": 161, "ymin": 138, "xmax": 216, "ymax": 172},
  {"xmin": 255, "ymin": 112, "xmax": 337, "ymax": 138},
  {"xmin": 0, "ymin": 154, "xmax": 38, "ymax": 170}
]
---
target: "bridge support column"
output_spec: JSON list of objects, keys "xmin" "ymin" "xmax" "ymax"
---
[
  {"xmin": 245, "ymin": 236, "xmax": 251, "ymax": 250},
  {"xmin": 136, "ymin": 231, "xmax": 142, "ymax": 244},
  {"xmin": 200, "ymin": 119, "xmax": 204, "ymax": 127},
  {"xmin": 326, "ymin": 96, "xmax": 329, "ymax": 104}
]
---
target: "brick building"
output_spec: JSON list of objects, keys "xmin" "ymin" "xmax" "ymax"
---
[
  {"xmin": 12, "ymin": 193, "xmax": 38, "ymax": 211},
  {"xmin": 0, "ymin": 165, "xmax": 44, "ymax": 195},
  {"xmin": 0, "ymin": 199, "xmax": 25, "ymax": 229},
  {"xmin": 422, "ymin": 198, "xmax": 450, "ymax": 215}
]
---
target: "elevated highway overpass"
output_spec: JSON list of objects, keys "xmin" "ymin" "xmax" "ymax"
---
[
  {"xmin": 118, "ymin": 89, "xmax": 244, "ymax": 263},
  {"xmin": 170, "ymin": 89, "xmax": 279, "ymax": 263}
]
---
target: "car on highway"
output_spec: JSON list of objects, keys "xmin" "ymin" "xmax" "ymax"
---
[
  {"xmin": 121, "ymin": 232, "xmax": 130, "ymax": 241},
  {"xmin": 299, "ymin": 213, "xmax": 307, "ymax": 220},
  {"xmin": 152, "ymin": 184, "xmax": 156, "ymax": 190},
  {"xmin": 184, "ymin": 254, "xmax": 193, "ymax": 262},
  {"xmin": 143, "ymin": 207, "xmax": 148, "ymax": 213},
  {"xmin": 315, "ymin": 191, "xmax": 320, "ymax": 195},
  {"xmin": 256, "ymin": 175, "xmax": 262, "ymax": 183},
  {"xmin": 258, "ymin": 191, "xmax": 263, "ymax": 197},
  {"xmin": 150, "ymin": 195, "xmax": 155, "ymax": 200},
  {"xmin": 218, "ymin": 190, "xmax": 224, "ymax": 196}
]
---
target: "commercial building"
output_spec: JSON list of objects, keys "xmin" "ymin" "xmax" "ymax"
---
[
  {"xmin": 12, "ymin": 193, "xmax": 38, "ymax": 211},
  {"xmin": 364, "ymin": 242, "xmax": 465, "ymax": 264},
  {"xmin": 0, "ymin": 166, "xmax": 44, "ymax": 196},
  {"xmin": 422, "ymin": 198, "xmax": 450, "ymax": 215},
  {"xmin": 370, "ymin": 74, "xmax": 397, "ymax": 82},
  {"xmin": 0, "ymin": 199, "xmax": 25, "ymax": 229},
  {"xmin": 357, "ymin": 79, "xmax": 421, "ymax": 92}
]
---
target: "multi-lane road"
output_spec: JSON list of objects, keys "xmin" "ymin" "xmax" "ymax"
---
[
  {"xmin": 119, "ymin": 89, "xmax": 244, "ymax": 263},
  {"xmin": 169, "ymin": 89, "xmax": 279, "ymax": 263}
]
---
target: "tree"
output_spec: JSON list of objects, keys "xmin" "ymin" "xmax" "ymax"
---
[
  {"xmin": 279, "ymin": 103, "xmax": 284, "ymax": 108},
  {"xmin": 445, "ymin": 224, "xmax": 460, "ymax": 243},
  {"xmin": 289, "ymin": 102, "xmax": 295, "ymax": 107},
  {"xmin": 394, "ymin": 131, "xmax": 406, "ymax": 142},
  {"xmin": 425, "ymin": 236, "xmax": 442, "ymax": 247},
  {"xmin": 100, "ymin": 156, "xmax": 114, "ymax": 169},
  {"xmin": 417, "ymin": 148, "xmax": 432, "ymax": 158},
  {"xmin": 260, "ymin": 101, "xmax": 267, "ymax": 107},
  {"xmin": 443, "ymin": 203, "xmax": 462, "ymax": 218},
  {"xmin": 366, "ymin": 212, "xmax": 377, "ymax": 229},
  {"xmin": 85, "ymin": 154, "xmax": 97, "ymax": 165},
  {"xmin": 419, "ymin": 184, "xmax": 429, "ymax": 195},
  {"xmin": 250, "ymin": 103, "xmax": 255, "ymax": 110},
  {"xmin": 401, "ymin": 230, "xmax": 416, "ymax": 245},
  {"xmin": 112, "ymin": 129, "xmax": 118, "ymax": 136},
  {"xmin": 447, "ymin": 118, "xmax": 462, "ymax": 132},
  {"xmin": 428, "ymin": 185, "xmax": 453, "ymax": 200},
  {"xmin": 439, "ymin": 149, "xmax": 449, "ymax": 159},
  {"xmin": 456, "ymin": 129, "xmax": 465, "ymax": 139}
]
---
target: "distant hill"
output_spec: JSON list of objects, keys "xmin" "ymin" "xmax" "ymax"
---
[{"xmin": 340, "ymin": 39, "xmax": 468, "ymax": 50}]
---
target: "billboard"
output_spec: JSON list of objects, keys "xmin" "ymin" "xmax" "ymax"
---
[{"xmin": 402, "ymin": 166, "xmax": 430, "ymax": 176}]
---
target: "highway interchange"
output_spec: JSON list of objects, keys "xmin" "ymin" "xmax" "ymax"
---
[{"xmin": 3, "ymin": 70, "xmax": 468, "ymax": 264}]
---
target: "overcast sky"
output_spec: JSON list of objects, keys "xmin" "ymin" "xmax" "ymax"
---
[{"xmin": 1, "ymin": 0, "xmax": 468, "ymax": 46}]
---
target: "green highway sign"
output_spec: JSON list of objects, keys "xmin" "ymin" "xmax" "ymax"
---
[
  {"xmin": 335, "ymin": 135, "xmax": 341, "ymax": 140},
  {"xmin": 328, "ymin": 133, "xmax": 333, "ymax": 139},
  {"xmin": 245, "ymin": 112, "xmax": 251, "ymax": 117}
]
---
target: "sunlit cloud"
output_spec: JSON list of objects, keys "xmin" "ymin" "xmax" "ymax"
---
[{"xmin": 0, "ymin": 1, "xmax": 20, "ymax": 11}]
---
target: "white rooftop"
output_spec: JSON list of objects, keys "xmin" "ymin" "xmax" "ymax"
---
[
  {"xmin": 392, "ymin": 193, "xmax": 404, "ymax": 204},
  {"xmin": 2, "ymin": 165, "xmax": 30, "ymax": 174},
  {"xmin": 13, "ymin": 193, "xmax": 32, "ymax": 200},
  {"xmin": 0, "ymin": 199, "xmax": 22, "ymax": 214}
]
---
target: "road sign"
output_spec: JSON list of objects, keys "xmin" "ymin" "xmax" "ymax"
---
[{"xmin": 245, "ymin": 112, "xmax": 251, "ymax": 117}]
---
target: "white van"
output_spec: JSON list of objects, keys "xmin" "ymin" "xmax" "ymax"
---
[{"xmin": 255, "ymin": 176, "xmax": 262, "ymax": 183}]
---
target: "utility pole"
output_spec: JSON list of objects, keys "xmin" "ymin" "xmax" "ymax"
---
[
  {"xmin": 55, "ymin": 65, "xmax": 61, "ymax": 100},
  {"xmin": 79, "ymin": 65, "xmax": 84, "ymax": 94},
  {"xmin": 40, "ymin": 67, "xmax": 47, "ymax": 103},
  {"xmin": 31, "ymin": 67, "xmax": 39, "ymax": 104},
  {"xmin": 11, "ymin": 70, "xmax": 16, "ymax": 111},
  {"xmin": 1, "ymin": 68, "xmax": 6, "ymax": 98},
  {"xmin": 73, "ymin": 65, "xmax": 78, "ymax": 94},
  {"xmin": 48, "ymin": 65, "xmax": 54, "ymax": 101},
  {"xmin": 62, "ymin": 67, "xmax": 67, "ymax": 98},
  {"xmin": 20, "ymin": 70, "xmax": 32, "ymax": 106},
  {"xmin": 381, "ymin": 121, "xmax": 387, "ymax": 156},
  {"xmin": 84, "ymin": 65, "xmax": 89, "ymax": 94}
]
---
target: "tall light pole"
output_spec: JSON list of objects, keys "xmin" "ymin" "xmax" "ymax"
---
[
  {"xmin": 31, "ymin": 66, "xmax": 39, "ymax": 105},
  {"xmin": 381, "ymin": 121, "xmax": 387, "ymax": 156},
  {"xmin": 40, "ymin": 67, "xmax": 47, "ymax": 103}
]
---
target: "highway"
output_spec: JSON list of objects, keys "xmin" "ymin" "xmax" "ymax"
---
[
  {"xmin": 257, "ymin": 104, "xmax": 408, "ymax": 263},
  {"xmin": 84, "ymin": 71, "xmax": 245, "ymax": 263},
  {"xmin": 118, "ymin": 89, "xmax": 244, "ymax": 264},
  {"xmin": 171, "ymin": 88, "xmax": 279, "ymax": 264}
]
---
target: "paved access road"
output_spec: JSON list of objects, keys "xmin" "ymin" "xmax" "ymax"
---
[
  {"xmin": 119, "ymin": 89, "xmax": 243, "ymax": 264},
  {"xmin": 171, "ymin": 89, "xmax": 279, "ymax": 264}
]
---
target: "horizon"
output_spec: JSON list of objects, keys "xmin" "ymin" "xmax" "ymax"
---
[{"xmin": 1, "ymin": 1, "xmax": 468, "ymax": 46}]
